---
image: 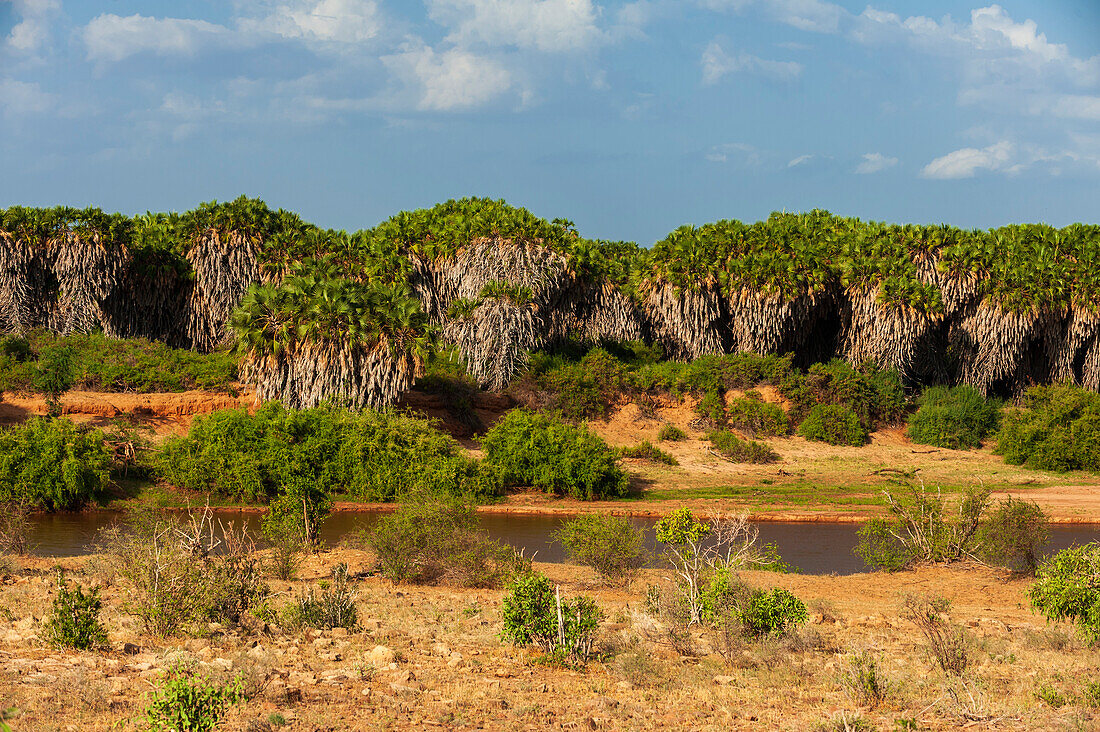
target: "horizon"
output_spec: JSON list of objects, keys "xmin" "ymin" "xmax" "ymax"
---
[{"xmin": 2, "ymin": 0, "xmax": 1098, "ymax": 243}]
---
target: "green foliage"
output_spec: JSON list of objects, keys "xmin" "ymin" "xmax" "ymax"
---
[
  {"xmin": 797, "ymin": 404, "xmax": 867, "ymax": 446},
  {"xmin": 41, "ymin": 570, "xmax": 107, "ymax": 650},
  {"xmin": 0, "ymin": 418, "xmax": 112, "ymax": 510},
  {"xmin": 158, "ymin": 404, "xmax": 498, "ymax": 507},
  {"xmin": 724, "ymin": 394, "xmax": 789, "ymax": 437},
  {"xmin": 996, "ymin": 383, "xmax": 1100, "ymax": 472},
  {"xmin": 739, "ymin": 587, "xmax": 807, "ymax": 636},
  {"xmin": 1035, "ymin": 682, "xmax": 1068, "ymax": 708},
  {"xmin": 707, "ymin": 430, "xmax": 779, "ymax": 463},
  {"xmin": 144, "ymin": 662, "xmax": 244, "ymax": 732},
  {"xmin": 554, "ymin": 514, "xmax": 648, "ymax": 586},
  {"xmin": 698, "ymin": 567, "xmax": 751, "ymax": 624},
  {"xmin": 977, "ymin": 497, "xmax": 1049, "ymax": 575},
  {"xmin": 907, "ymin": 385, "xmax": 1000, "ymax": 449},
  {"xmin": 480, "ymin": 410, "xmax": 628, "ymax": 500},
  {"xmin": 786, "ymin": 360, "xmax": 905, "ymax": 428},
  {"xmin": 655, "ymin": 507, "xmax": 709, "ymax": 551},
  {"xmin": 1029, "ymin": 542, "xmax": 1100, "ymax": 644},
  {"xmin": 282, "ymin": 563, "xmax": 357, "ymax": 630},
  {"xmin": 619, "ymin": 440, "xmax": 678, "ymax": 465},
  {"xmin": 657, "ymin": 424, "xmax": 686, "ymax": 442},
  {"xmin": 0, "ymin": 331, "xmax": 238, "ymax": 394},
  {"xmin": 537, "ymin": 348, "xmax": 628, "ymax": 420},
  {"xmin": 500, "ymin": 571, "xmax": 603, "ymax": 665},
  {"xmin": 854, "ymin": 518, "xmax": 909, "ymax": 572},
  {"xmin": 32, "ymin": 345, "xmax": 74, "ymax": 416},
  {"xmin": 366, "ymin": 499, "xmax": 524, "ymax": 587},
  {"xmin": 841, "ymin": 651, "xmax": 892, "ymax": 709}
]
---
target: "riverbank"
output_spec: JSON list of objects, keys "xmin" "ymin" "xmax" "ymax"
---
[{"xmin": 1, "ymin": 550, "xmax": 1096, "ymax": 731}]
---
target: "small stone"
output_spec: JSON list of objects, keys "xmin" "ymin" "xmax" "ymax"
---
[
  {"xmin": 367, "ymin": 645, "xmax": 395, "ymax": 666},
  {"xmin": 432, "ymin": 643, "xmax": 451, "ymax": 657},
  {"xmin": 121, "ymin": 642, "xmax": 141, "ymax": 655}
]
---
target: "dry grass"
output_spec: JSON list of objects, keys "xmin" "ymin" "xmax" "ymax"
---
[{"xmin": 0, "ymin": 551, "xmax": 1097, "ymax": 731}]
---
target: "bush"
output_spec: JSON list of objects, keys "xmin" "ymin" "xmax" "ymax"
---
[
  {"xmin": 977, "ymin": 497, "xmax": 1049, "ymax": 574},
  {"xmin": 500, "ymin": 571, "xmax": 603, "ymax": 665},
  {"xmin": 554, "ymin": 514, "xmax": 648, "ymax": 586},
  {"xmin": 996, "ymin": 383, "xmax": 1100, "ymax": 472},
  {"xmin": 0, "ymin": 418, "xmax": 112, "ymax": 510},
  {"xmin": 33, "ymin": 345, "xmax": 74, "ymax": 416},
  {"xmin": 785, "ymin": 359, "xmax": 905, "ymax": 428},
  {"xmin": 481, "ymin": 410, "xmax": 629, "ymax": 500},
  {"xmin": 904, "ymin": 595, "xmax": 971, "ymax": 674},
  {"xmin": 841, "ymin": 651, "xmax": 892, "ymax": 709},
  {"xmin": 1029, "ymin": 542, "xmax": 1100, "ymax": 644},
  {"xmin": 619, "ymin": 441, "xmax": 678, "ymax": 465},
  {"xmin": 739, "ymin": 587, "xmax": 807, "ymax": 636},
  {"xmin": 797, "ymin": 404, "xmax": 867, "ymax": 446},
  {"xmin": 41, "ymin": 570, "xmax": 107, "ymax": 650},
  {"xmin": 907, "ymin": 385, "xmax": 1000, "ymax": 449},
  {"xmin": 724, "ymin": 395, "xmax": 788, "ymax": 437},
  {"xmin": 367, "ymin": 499, "xmax": 525, "ymax": 587},
  {"xmin": 539, "ymin": 349, "xmax": 628, "ymax": 420},
  {"xmin": 282, "ymin": 563, "xmax": 357, "ymax": 630},
  {"xmin": 0, "ymin": 501, "xmax": 31, "ymax": 555},
  {"xmin": 657, "ymin": 424, "xmax": 686, "ymax": 442},
  {"xmin": 707, "ymin": 430, "xmax": 779, "ymax": 463},
  {"xmin": 854, "ymin": 518, "xmax": 909, "ymax": 572},
  {"xmin": 145, "ymin": 662, "xmax": 243, "ymax": 732}
]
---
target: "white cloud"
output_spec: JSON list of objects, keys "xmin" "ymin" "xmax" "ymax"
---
[
  {"xmin": 700, "ymin": 0, "xmax": 846, "ymax": 34},
  {"xmin": 0, "ymin": 77, "xmax": 56, "ymax": 115},
  {"xmin": 701, "ymin": 41, "xmax": 802, "ymax": 84},
  {"xmin": 381, "ymin": 43, "xmax": 513, "ymax": 111},
  {"xmin": 83, "ymin": 14, "xmax": 237, "ymax": 63},
  {"xmin": 705, "ymin": 142, "xmax": 763, "ymax": 165},
  {"xmin": 428, "ymin": 0, "xmax": 605, "ymax": 52},
  {"xmin": 4, "ymin": 0, "xmax": 59, "ymax": 55},
  {"xmin": 244, "ymin": 0, "xmax": 382, "ymax": 44},
  {"xmin": 920, "ymin": 141, "xmax": 1015, "ymax": 179},
  {"xmin": 855, "ymin": 152, "xmax": 898, "ymax": 174},
  {"xmin": 787, "ymin": 154, "xmax": 813, "ymax": 167}
]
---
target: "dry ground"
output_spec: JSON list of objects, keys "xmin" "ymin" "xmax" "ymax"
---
[{"xmin": 1, "ymin": 550, "xmax": 1097, "ymax": 731}]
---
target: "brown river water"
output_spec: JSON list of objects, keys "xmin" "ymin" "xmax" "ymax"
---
[{"xmin": 25, "ymin": 511, "xmax": 1100, "ymax": 575}]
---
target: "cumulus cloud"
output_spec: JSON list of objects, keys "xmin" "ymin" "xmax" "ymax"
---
[
  {"xmin": 920, "ymin": 141, "xmax": 1015, "ymax": 179},
  {"xmin": 243, "ymin": 0, "xmax": 383, "ymax": 44},
  {"xmin": 855, "ymin": 152, "xmax": 898, "ymax": 174},
  {"xmin": 428, "ymin": 0, "xmax": 605, "ymax": 52},
  {"xmin": 4, "ymin": 0, "xmax": 59, "ymax": 55},
  {"xmin": 701, "ymin": 41, "xmax": 802, "ymax": 84},
  {"xmin": 382, "ymin": 43, "xmax": 513, "ymax": 111},
  {"xmin": 83, "ymin": 14, "xmax": 237, "ymax": 63},
  {"xmin": 0, "ymin": 77, "xmax": 56, "ymax": 115}
]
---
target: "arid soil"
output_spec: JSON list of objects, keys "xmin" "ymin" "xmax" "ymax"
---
[
  {"xmin": 4, "ymin": 388, "xmax": 1099, "ymax": 523},
  {"xmin": 1, "ymin": 550, "xmax": 1096, "ymax": 731}
]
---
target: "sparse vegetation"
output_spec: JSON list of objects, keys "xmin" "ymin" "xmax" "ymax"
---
[
  {"xmin": 977, "ymin": 497, "xmax": 1049, "ymax": 574},
  {"xmin": 657, "ymin": 424, "xmax": 686, "ymax": 442},
  {"xmin": 706, "ymin": 430, "xmax": 779, "ymax": 463},
  {"xmin": 144, "ymin": 662, "xmax": 244, "ymax": 732},
  {"xmin": 41, "ymin": 570, "xmax": 107, "ymax": 650},
  {"xmin": 619, "ymin": 440, "xmax": 678, "ymax": 465},
  {"xmin": 904, "ymin": 595, "xmax": 971, "ymax": 675},
  {"xmin": 281, "ymin": 563, "xmax": 357, "ymax": 630}
]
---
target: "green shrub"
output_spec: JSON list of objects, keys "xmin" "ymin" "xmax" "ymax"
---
[
  {"xmin": 854, "ymin": 518, "xmax": 909, "ymax": 572},
  {"xmin": 41, "ymin": 570, "xmax": 107, "ymax": 650},
  {"xmin": 698, "ymin": 567, "xmax": 752, "ymax": 624},
  {"xmin": 996, "ymin": 383, "xmax": 1100, "ymax": 472},
  {"xmin": 554, "ymin": 514, "xmax": 648, "ymax": 586},
  {"xmin": 785, "ymin": 359, "xmax": 904, "ymax": 428},
  {"xmin": 540, "ymin": 349, "xmax": 628, "ymax": 420},
  {"xmin": 145, "ymin": 662, "xmax": 243, "ymax": 732},
  {"xmin": 0, "ymin": 418, "xmax": 112, "ymax": 510},
  {"xmin": 481, "ymin": 410, "xmax": 628, "ymax": 500},
  {"xmin": 977, "ymin": 497, "xmax": 1049, "ymax": 574},
  {"xmin": 739, "ymin": 587, "xmax": 807, "ymax": 636},
  {"xmin": 619, "ymin": 441, "xmax": 678, "ymax": 465},
  {"xmin": 797, "ymin": 404, "xmax": 867, "ymax": 446},
  {"xmin": 707, "ymin": 430, "xmax": 779, "ymax": 463},
  {"xmin": 500, "ymin": 571, "xmax": 603, "ymax": 665},
  {"xmin": 907, "ymin": 385, "xmax": 1000, "ymax": 449},
  {"xmin": 841, "ymin": 651, "xmax": 892, "ymax": 709},
  {"xmin": 282, "ymin": 563, "xmax": 357, "ymax": 630},
  {"xmin": 657, "ymin": 424, "xmax": 686, "ymax": 442},
  {"xmin": 1029, "ymin": 542, "xmax": 1100, "ymax": 644},
  {"xmin": 724, "ymin": 395, "xmax": 789, "ymax": 437},
  {"xmin": 367, "ymin": 499, "xmax": 524, "ymax": 587},
  {"xmin": 33, "ymin": 345, "xmax": 74, "ymax": 416}
]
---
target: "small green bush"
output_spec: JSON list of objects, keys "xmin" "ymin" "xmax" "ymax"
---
[
  {"xmin": 554, "ymin": 514, "xmax": 648, "ymax": 586},
  {"xmin": 977, "ymin": 497, "xmax": 1049, "ymax": 574},
  {"xmin": 41, "ymin": 570, "xmax": 107, "ymax": 650},
  {"xmin": 539, "ymin": 349, "xmax": 628, "ymax": 420},
  {"xmin": 698, "ymin": 567, "xmax": 752, "ymax": 624},
  {"xmin": 1029, "ymin": 542, "xmax": 1100, "ymax": 644},
  {"xmin": 784, "ymin": 359, "xmax": 905, "ymax": 428},
  {"xmin": 619, "ymin": 441, "xmax": 678, "ymax": 465},
  {"xmin": 145, "ymin": 663, "xmax": 243, "ymax": 732},
  {"xmin": 907, "ymin": 385, "xmax": 1000, "ymax": 449},
  {"xmin": 996, "ymin": 383, "xmax": 1100, "ymax": 472},
  {"xmin": 657, "ymin": 424, "xmax": 686, "ymax": 442},
  {"xmin": 367, "ymin": 499, "xmax": 524, "ymax": 587},
  {"xmin": 33, "ymin": 346, "xmax": 75, "ymax": 416},
  {"xmin": 707, "ymin": 430, "xmax": 779, "ymax": 463},
  {"xmin": 841, "ymin": 651, "xmax": 892, "ymax": 709},
  {"xmin": 739, "ymin": 587, "xmax": 807, "ymax": 636},
  {"xmin": 500, "ymin": 571, "xmax": 603, "ymax": 665},
  {"xmin": 0, "ymin": 418, "xmax": 112, "ymax": 510},
  {"xmin": 854, "ymin": 518, "xmax": 909, "ymax": 572},
  {"xmin": 282, "ymin": 563, "xmax": 357, "ymax": 630},
  {"xmin": 797, "ymin": 404, "xmax": 867, "ymax": 446},
  {"xmin": 481, "ymin": 410, "xmax": 628, "ymax": 500},
  {"xmin": 724, "ymin": 395, "xmax": 788, "ymax": 437}
]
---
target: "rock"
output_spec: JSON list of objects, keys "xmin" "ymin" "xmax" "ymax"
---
[
  {"xmin": 331, "ymin": 628, "xmax": 349, "ymax": 638},
  {"xmin": 367, "ymin": 645, "xmax": 395, "ymax": 666},
  {"xmin": 391, "ymin": 669, "xmax": 416, "ymax": 684},
  {"xmin": 714, "ymin": 676, "xmax": 738, "ymax": 686},
  {"xmin": 318, "ymin": 652, "xmax": 342, "ymax": 662},
  {"xmin": 185, "ymin": 639, "xmax": 209, "ymax": 652},
  {"xmin": 209, "ymin": 658, "xmax": 233, "ymax": 672},
  {"xmin": 447, "ymin": 653, "xmax": 463, "ymax": 668},
  {"xmin": 13, "ymin": 617, "xmax": 34, "ymax": 632},
  {"xmin": 121, "ymin": 643, "xmax": 141, "ymax": 655},
  {"xmin": 432, "ymin": 643, "xmax": 451, "ymax": 657}
]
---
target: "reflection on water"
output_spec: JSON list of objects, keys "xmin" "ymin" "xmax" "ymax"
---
[{"xmin": 26, "ymin": 510, "xmax": 1100, "ymax": 576}]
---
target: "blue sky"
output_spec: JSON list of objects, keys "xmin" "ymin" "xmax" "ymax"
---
[{"xmin": 1, "ymin": 0, "xmax": 1097, "ymax": 243}]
